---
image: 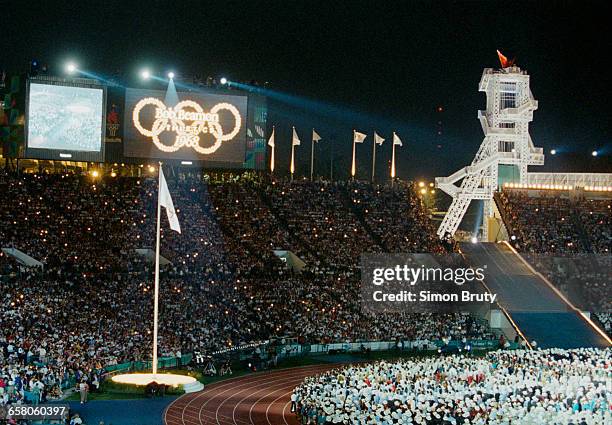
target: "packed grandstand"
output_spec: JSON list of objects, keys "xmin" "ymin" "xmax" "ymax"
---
[
  {"xmin": 0, "ymin": 169, "xmax": 610, "ymax": 424},
  {"xmin": 0, "ymin": 171, "xmax": 484, "ymax": 405}
]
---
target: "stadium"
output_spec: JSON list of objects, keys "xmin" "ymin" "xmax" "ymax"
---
[{"xmin": 0, "ymin": 2, "xmax": 610, "ymax": 425}]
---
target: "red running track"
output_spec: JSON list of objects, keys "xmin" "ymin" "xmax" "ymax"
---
[{"xmin": 163, "ymin": 364, "xmax": 337, "ymax": 425}]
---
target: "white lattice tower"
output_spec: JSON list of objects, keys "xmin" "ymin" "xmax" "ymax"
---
[{"xmin": 435, "ymin": 60, "xmax": 544, "ymax": 239}]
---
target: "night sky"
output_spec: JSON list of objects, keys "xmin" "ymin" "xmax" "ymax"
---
[{"xmin": 2, "ymin": 0, "xmax": 609, "ymax": 179}]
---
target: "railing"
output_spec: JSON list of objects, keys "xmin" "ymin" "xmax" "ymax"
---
[
  {"xmin": 250, "ymin": 339, "xmax": 515, "ymax": 364},
  {"xmin": 527, "ymin": 172, "xmax": 612, "ymax": 189},
  {"xmin": 103, "ymin": 353, "xmax": 194, "ymax": 376}
]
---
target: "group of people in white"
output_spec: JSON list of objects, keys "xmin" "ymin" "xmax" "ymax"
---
[{"xmin": 293, "ymin": 348, "xmax": 611, "ymax": 424}]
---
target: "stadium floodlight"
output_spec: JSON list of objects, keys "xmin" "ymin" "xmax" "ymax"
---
[
  {"xmin": 141, "ymin": 69, "xmax": 151, "ymax": 80},
  {"xmin": 591, "ymin": 150, "xmax": 598, "ymax": 157},
  {"xmin": 550, "ymin": 149, "xmax": 556, "ymax": 155},
  {"xmin": 65, "ymin": 62, "xmax": 77, "ymax": 74},
  {"xmin": 220, "ymin": 77, "xmax": 228, "ymax": 85},
  {"xmin": 167, "ymin": 71, "xmax": 175, "ymax": 79}
]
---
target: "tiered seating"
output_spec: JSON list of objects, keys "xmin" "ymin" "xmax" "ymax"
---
[
  {"xmin": 348, "ymin": 181, "xmax": 450, "ymax": 254},
  {"xmin": 0, "ymin": 171, "xmax": 495, "ymax": 405},
  {"xmin": 497, "ymin": 191, "xmax": 588, "ymax": 253},
  {"xmin": 265, "ymin": 180, "xmax": 382, "ymax": 267}
]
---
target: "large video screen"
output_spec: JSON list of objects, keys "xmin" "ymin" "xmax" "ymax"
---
[
  {"xmin": 26, "ymin": 81, "xmax": 105, "ymax": 162},
  {"xmin": 124, "ymin": 88, "xmax": 248, "ymax": 164}
]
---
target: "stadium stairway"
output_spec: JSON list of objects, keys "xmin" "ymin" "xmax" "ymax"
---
[
  {"xmin": 340, "ymin": 186, "xmax": 386, "ymax": 250},
  {"xmin": 461, "ymin": 242, "xmax": 610, "ymax": 349},
  {"xmin": 257, "ymin": 187, "xmax": 321, "ymax": 262}
]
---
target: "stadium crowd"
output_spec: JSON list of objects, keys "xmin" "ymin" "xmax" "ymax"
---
[
  {"xmin": 497, "ymin": 190, "xmax": 610, "ymax": 255},
  {"xmin": 0, "ymin": 170, "xmax": 492, "ymax": 407},
  {"xmin": 294, "ymin": 348, "xmax": 611, "ymax": 424}
]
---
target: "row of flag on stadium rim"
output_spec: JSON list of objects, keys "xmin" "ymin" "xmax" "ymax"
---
[{"xmin": 267, "ymin": 128, "xmax": 403, "ymax": 181}]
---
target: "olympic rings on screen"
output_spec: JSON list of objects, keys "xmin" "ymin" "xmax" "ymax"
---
[{"xmin": 132, "ymin": 97, "xmax": 242, "ymax": 154}]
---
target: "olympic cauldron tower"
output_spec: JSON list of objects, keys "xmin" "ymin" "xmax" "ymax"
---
[{"xmin": 435, "ymin": 52, "xmax": 544, "ymax": 239}]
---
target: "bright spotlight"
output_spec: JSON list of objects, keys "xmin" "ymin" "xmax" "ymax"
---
[
  {"xmin": 220, "ymin": 77, "xmax": 228, "ymax": 85},
  {"xmin": 591, "ymin": 150, "xmax": 598, "ymax": 157},
  {"xmin": 167, "ymin": 71, "xmax": 175, "ymax": 79},
  {"xmin": 550, "ymin": 149, "xmax": 556, "ymax": 155},
  {"xmin": 470, "ymin": 236, "xmax": 478, "ymax": 244},
  {"xmin": 141, "ymin": 69, "xmax": 151, "ymax": 80},
  {"xmin": 65, "ymin": 62, "xmax": 77, "ymax": 74}
]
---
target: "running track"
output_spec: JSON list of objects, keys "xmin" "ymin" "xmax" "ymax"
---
[{"xmin": 163, "ymin": 364, "xmax": 337, "ymax": 425}]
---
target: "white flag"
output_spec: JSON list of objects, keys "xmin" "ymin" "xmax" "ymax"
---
[
  {"xmin": 374, "ymin": 132, "xmax": 385, "ymax": 145},
  {"xmin": 292, "ymin": 128, "xmax": 301, "ymax": 146},
  {"xmin": 312, "ymin": 129, "xmax": 322, "ymax": 142},
  {"xmin": 354, "ymin": 131, "xmax": 367, "ymax": 143},
  {"xmin": 393, "ymin": 132, "xmax": 403, "ymax": 146},
  {"xmin": 268, "ymin": 128, "xmax": 275, "ymax": 147},
  {"xmin": 159, "ymin": 168, "xmax": 181, "ymax": 233}
]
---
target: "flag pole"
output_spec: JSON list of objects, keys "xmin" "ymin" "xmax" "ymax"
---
[
  {"xmin": 310, "ymin": 129, "xmax": 315, "ymax": 181},
  {"xmin": 391, "ymin": 133, "xmax": 396, "ymax": 188},
  {"xmin": 152, "ymin": 161, "xmax": 162, "ymax": 375},
  {"xmin": 290, "ymin": 130, "xmax": 295, "ymax": 183},
  {"xmin": 270, "ymin": 126, "xmax": 275, "ymax": 174},
  {"xmin": 371, "ymin": 134, "xmax": 376, "ymax": 183},
  {"xmin": 351, "ymin": 130, "xmax": 356, "ymax": 180}
]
